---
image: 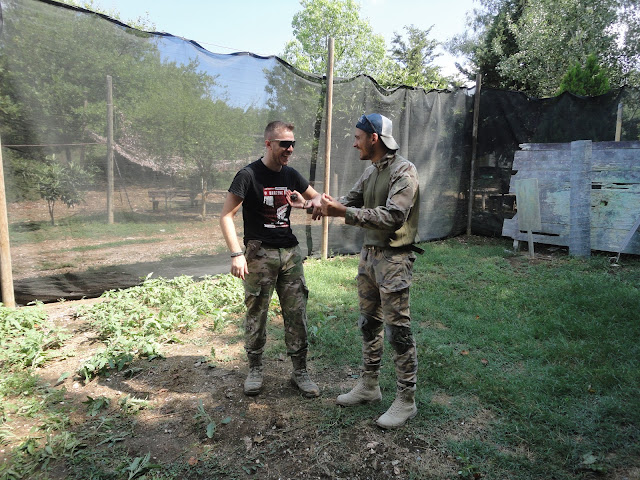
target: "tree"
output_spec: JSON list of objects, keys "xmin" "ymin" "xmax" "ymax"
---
[
  {"xmin": 1, "ymin": 0, "xmax": 264, "ymax": 223},
  {"xmin": 557, "ymin": 54, "xmax": 611, "ymax": 96},
  {"xmin": 281, "ymin": 0, "xmax": 395, "ymax": 81},
  {"xmin": 387, "ymin": 25, "xmax": 449, "ymax": 90},
  {"xmin": 31, "ymin": 158, "xmax": 95, "ymax": 226},
  {"xmin": 0, "ymin": 0, "xmax": 159, "ymax": 162},
  {"xmin": 127, "ymin": 58, "xmax": 257, "ymax": 219},
  {"xmin": 449, "ymin": 0, "xmax": 528, "ymax": 91},
  {"xmin": 56, "ymin": 0, "xmax": 156, "ymax": 30},
  {"xmin": 450, "ymin": 0, "xmax": 638, "ymax": 97}
]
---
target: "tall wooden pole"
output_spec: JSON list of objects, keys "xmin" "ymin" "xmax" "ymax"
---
[
  {"xmin": 106, "ymin": 75, "xmax": 114, "ymax": 224},
  {"xmin": 466, "ymin": 73, "xmax": 482, "ymax": 235},
  {"xmin": 615, "ymin": 102, "xmax": 623, "ymax": 141},
  {"xmin": 321, "ymin": 38, "xmax": 334, "ymax": 260},
  {"xmin": 0, "ymin": 136, "xmax": 15, "ymax": 307}
]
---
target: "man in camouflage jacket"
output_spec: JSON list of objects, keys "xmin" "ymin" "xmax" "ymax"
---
[{"xmin": 321, "ymin": 113, "xmax": 421, "ymax": 428}]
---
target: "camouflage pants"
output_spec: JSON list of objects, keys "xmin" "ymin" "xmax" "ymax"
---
[
  {"xmin": 243, "ymin": 244, "xmax": 309, "ymax": 358},
  {"xmin": 358, "ymin": 246, "xmax": 418, "ymax": 389}
]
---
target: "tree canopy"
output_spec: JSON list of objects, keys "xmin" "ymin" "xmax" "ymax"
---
[
  {"xmin": 387, "ymin": 25, "xmax": 450, "ymax": 90},
  {"xmin": 281, "ymin": 0, "xmax": 452, "ymax": 90},
  {"xmin": 282, "ymin": 0, "xmax": 393, "ymax": 80},
  {"xmin": 450, "ymin": 0, "xmax": 639, "ymax": 97},
  {"xmin": 557, "ymin": 54, "xmax": 611, "ymax": 97}
]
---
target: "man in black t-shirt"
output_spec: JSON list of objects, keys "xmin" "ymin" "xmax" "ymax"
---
[{"xmin": 220, "ymin": 121, "xmax": 322, "ymax": 398}]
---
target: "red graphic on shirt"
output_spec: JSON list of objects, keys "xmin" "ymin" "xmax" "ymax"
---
[{"xmin": 262, "ymin": 187, "xmax": 289, "ymax": 228}]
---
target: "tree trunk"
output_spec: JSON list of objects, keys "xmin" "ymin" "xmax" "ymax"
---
[
  {"xmin": 200, "ymin": 187, "xmax": 207, "ymax": 220},
  {"xmin": 48, "ymin": 200, "xmax": 56, "ymax": 226}
]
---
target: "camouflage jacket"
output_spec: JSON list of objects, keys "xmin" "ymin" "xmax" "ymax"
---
[{"xmin": 339, "ymin": 152, "xmax": 420, "ymax": 248}]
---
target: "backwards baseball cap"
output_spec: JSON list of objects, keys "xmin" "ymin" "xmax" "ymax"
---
[{"xmin": 356, "ymin": 113, "xmax": 400, "ymax": 151}]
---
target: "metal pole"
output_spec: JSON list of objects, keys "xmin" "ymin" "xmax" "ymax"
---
[
  {"xmin": 321, "ymin": 38, "xmax": 334, "ymax": 260},
  {"xmin": 106, "ymin": 75, "xmax": 114, "ymax": 224},
  {"xmin": 466, "ymin": 73, "xmax": 482, "ymax": 235},
  {"xmin": 0, "ymin": 136, "xmax": 15, "ymax": 307}
]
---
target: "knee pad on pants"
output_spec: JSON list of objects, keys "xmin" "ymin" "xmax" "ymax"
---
[
  {"xmin": 385, "ymin": 324, "xmax": 414, "ymax": 355},
  {"xmin": 358, "ymin": 314, "xmax": 382, "ymax": 342}
]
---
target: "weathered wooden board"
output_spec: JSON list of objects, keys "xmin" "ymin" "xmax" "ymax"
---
[
  {"xmin": 515, "ymin": 178, "xmax": 542, "ymax": 231},
  {"xmin": 503, "ymin": 140, "xmax": 640, "ymax": 255}
]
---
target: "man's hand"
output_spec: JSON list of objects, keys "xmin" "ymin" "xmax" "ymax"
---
[
  {"xmin": 286, "ymin": 190, "xmax": 306, "ymax": 209},
  {"xmin": 308, "ymin": 195, "xmax": 323, "ymax": 220},
  {"xmin": 288, "ymin": 190, "xmax": 324, "ymax": 220},
  {"xmin": 321, "ymin": 193, "xmax": 347, "ymax": 217},
  {"xmin": 231, "ymin": 255, "xmax": 249, "ymax": 280}
]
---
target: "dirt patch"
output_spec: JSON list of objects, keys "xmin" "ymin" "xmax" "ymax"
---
[{"xmin": 0, "ymin": 299, "xmax": 471, "ymax": 479}]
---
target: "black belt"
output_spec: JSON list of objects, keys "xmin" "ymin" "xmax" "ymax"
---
[{"xmin": 364, "ymin": 244, "xmax": 424, "ymax": 255}]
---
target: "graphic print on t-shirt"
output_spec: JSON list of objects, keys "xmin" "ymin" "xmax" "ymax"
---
[{"xmin": 262, "ymin": 187, "xmax": 289, "ymax": 228}]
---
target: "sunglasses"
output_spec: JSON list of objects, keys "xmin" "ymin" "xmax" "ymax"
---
[{"xmin": 272, "ymin": 139, "xmax": 296, "ymax": 149}]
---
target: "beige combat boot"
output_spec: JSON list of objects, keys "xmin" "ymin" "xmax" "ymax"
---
[
  {"xmin": 290, "ymin": 355, "xmax": 320, "ymax": 398},
  {"xmin": 375, "ymin": 386, "xmax": 417, "ymax": 429},
  {"xmin": 336, "ymin": 371, "xmax": 382, "ymax": 406},
  {"xmin": 243, "ymin": 354, "xmax": 263, "ymax": 396}
]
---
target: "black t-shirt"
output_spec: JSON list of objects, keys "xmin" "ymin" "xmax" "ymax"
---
[{"xmin": 229, "ymin": 158, "xmax": 309, "ymax": 248}]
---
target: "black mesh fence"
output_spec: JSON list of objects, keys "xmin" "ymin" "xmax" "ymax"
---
[{"xmin": 1, "ymin": 0, "xmax": 638, "ymax": 304}]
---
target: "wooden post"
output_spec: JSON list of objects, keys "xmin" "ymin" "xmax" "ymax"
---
[
  {"xmin": 615, "ymin": 102, "xmax": 623, "ymax": 141},
  {"xmin": 569, "ymin": 140, "xmax": 592, "ymax": 257},
  {"xmin": 466, "ymin": 73, "xmax": 482, "ymax": 235},
  {"xmin": 106, "ymin": 75, "xmax": 114, "ymax": 224},
  {"xmin": 0, "ymin": 136, "xmax": 15, "ymax": 307},
  {"xmin": 321, "ymin": 37, "xmax": 334, "ymax": 260},
  {"xmin": 402, "ymin": 94, "xmax": 410, "ymax": 158}
]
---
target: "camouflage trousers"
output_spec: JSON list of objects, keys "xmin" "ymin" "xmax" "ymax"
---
[
  {"xmin": 358, "ymin": 246, "xmax": 418, "ymax": 389},
  {"xmin": 243, "ymin": 244, "xmax": 309, "ymax": 358}
]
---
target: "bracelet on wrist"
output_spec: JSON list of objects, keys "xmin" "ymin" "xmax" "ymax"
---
[{"xmin": 230, "ymin": 251, "xmax": 244, "ymax": 258}]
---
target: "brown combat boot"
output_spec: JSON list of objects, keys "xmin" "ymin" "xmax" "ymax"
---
[
  {"xmin": 290, "ymin": 355, "xmax": 320, "ymax": 398},
  {"xmin": 375, "ymin": 386, "xmax": 417, "ymax": 429},
  {"xmin": 336, "ymin": 371, "xmax": 382, "ymax": 406},
  {"xmin": 243, "ymin": 354, "xmax": 263, "ymax": 396}
]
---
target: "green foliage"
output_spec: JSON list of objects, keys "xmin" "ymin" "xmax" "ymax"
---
[
  {"xmin": 282, "ymin": 0, "xmax": 393, "ymax": 80},
  {"xmin": 83, "ymin": 395, "xmax": 110, "ymax": 417},
  {"xmin": 451, "ymin": 0, "xmax": 639, "ymax": 96},
  {"xmin": 30, "ymin": 158, "xmax": 96, "ymax": 226},
  {"xmin": 119, "ymin": 395, "xmax": 150, "ymax": 415},
  {"xmin": 0, "ymin": 302, "xmax": 69, "ymax": 371},
  {"xmin": 76, "ymin": 274, "xmax": 244, "ymax": 380},
  {"xmin": 282, "ymin": 0, "xmax": 457, "ymax": 90},
  {"xmin": 194, "ymin": 400, "xmax": 217, "ymax": 439},
  {"xmin": 557, "ymin": 54, "xmax": 611, "ymax": 96},
  {"xmin": 55, "ymin": 0, "xmax": 156, "ymax": 30},
  {"xmin": 387, "ymin": 25, "xmax": 449, "ymax": 90},
  {"xmin": 449, "ymin": 0, "xmax": 527, "ymax": 91},
  {"xmin": 0, "ymin": 0, "xmax": 260, "ymax": 219},
  {"xmin": 122, "ymin": 452, "xmax": 160, "ymax": 480},
  {"xmin": 121, "ymin": 54, "xmax": 259, "ymax": 218}
]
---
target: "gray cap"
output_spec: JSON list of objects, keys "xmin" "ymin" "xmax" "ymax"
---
[{"xmin": 356, "ymin": 113, "xmax": 400, "ymax": 151}]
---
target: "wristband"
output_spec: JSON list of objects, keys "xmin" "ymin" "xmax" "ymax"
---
[{"xmin": 230, "ymin": 251, "xmax": 244, "ymax": 258}]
